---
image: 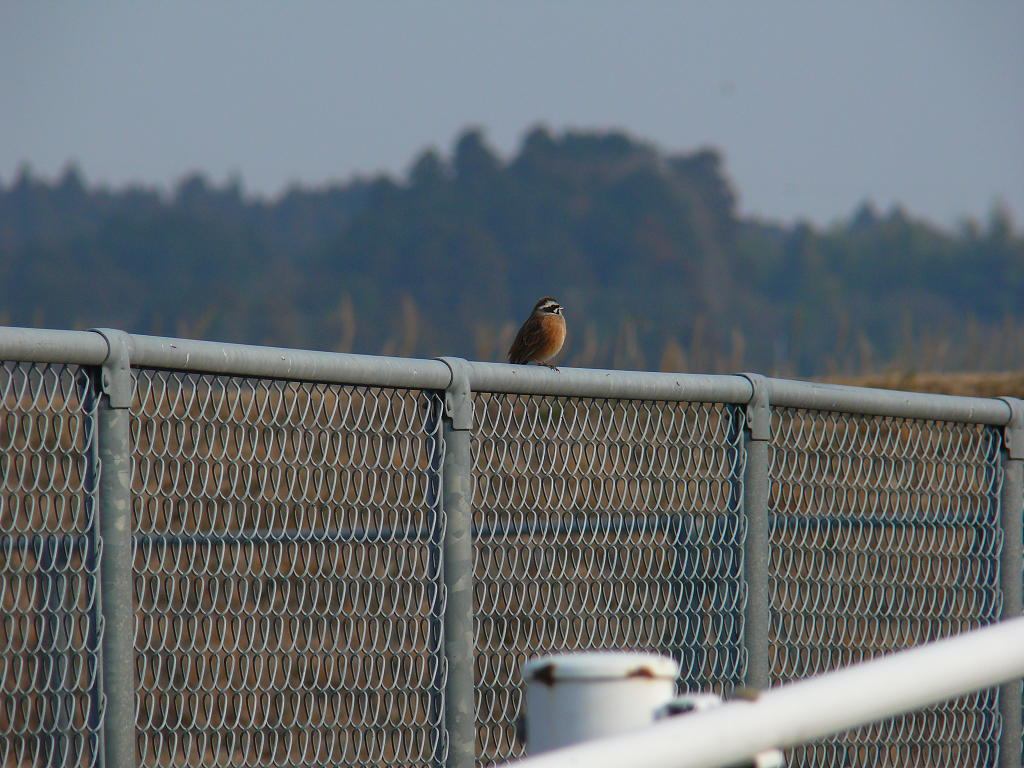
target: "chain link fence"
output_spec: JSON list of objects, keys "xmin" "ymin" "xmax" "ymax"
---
[
  {"xmin": 472, "ymin": 395, "xmax": 746, "ymax": 763},
  {"xmin": 2, "ymin": 363, "xmax": 102, "ymax": 768},
  {"xmin": 1, "ymin": 329, "xmax": 1021, "ymax": 768},
  {"xmin": 769, "ymin": 410, "xmax": 1005, "ymax": 767},
  {"xmin": 130, "ymin": 370, "xmax": 446, "ymax": 767}
]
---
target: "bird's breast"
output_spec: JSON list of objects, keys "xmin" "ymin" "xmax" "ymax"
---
[{"xmin": 536, "ymin": 313, "xmax": 566, "ymax": 359}]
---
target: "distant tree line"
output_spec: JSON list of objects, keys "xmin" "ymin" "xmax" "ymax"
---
[{"xmin": 1, "ymin": 127, "xmax": 1021, "ymax": 376}]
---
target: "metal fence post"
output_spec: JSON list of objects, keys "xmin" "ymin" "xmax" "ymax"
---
[
  {"xmin": 998, "ymin": 397, "xmax": 1023, "ymax": 768},
  {"xmin": 91, "ymin": 329, "xmax": 137, "ymax": 768},
  {"xmin": 739, "ymin": 374, "xmax": 771, "ymax": 692},
  {"xmin": 438, "ymin": 358, "xmax": 476, "ymax": 768}
]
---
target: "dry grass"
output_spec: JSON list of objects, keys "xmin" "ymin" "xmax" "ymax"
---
[{"xmin": 825, "ymin": 370, "xmax": 1024, "ymax": 399}]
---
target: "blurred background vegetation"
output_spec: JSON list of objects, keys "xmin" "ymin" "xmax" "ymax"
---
[{"xmin": 2, "ymin": 126, "xmax": 1021, "ymax": 378}]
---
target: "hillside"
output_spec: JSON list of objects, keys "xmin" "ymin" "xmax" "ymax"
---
[{"xmin": 2, "ymin": 127, "xmax": 1022, "ymax": 377}]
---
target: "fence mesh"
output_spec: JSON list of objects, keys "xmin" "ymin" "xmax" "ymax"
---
[
  {"xmin": 1, "ymin": 350, "xmax": 1018, "ymax": 768},
  {"xmin": 129, "ymin": 370, "xmax": 446, "ymax": 768},
  {"xmin": 1, "ymin": 362, "xmax": 102, "ymax": 768},
  {"xmin": 769, "ymin": 409, "xmax": 1004, "ymax": 768},
  {"xmin": 471, "ymin": 394, "xmax": 747, "ymax": 763}
]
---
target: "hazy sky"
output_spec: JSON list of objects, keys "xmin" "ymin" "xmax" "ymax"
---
[{"xmin": 2, "ymin": 2, "xmax": 1022, "ymax": 226}]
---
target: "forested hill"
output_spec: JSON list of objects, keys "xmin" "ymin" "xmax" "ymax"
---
[{"xmin": 2, "ymin": 127, "xmax": 1022, "ymax": 376}]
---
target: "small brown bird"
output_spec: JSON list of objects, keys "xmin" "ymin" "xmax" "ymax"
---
[{"xmin": 508, "ymin": 297, "xmax": 566, "ymax": 370}]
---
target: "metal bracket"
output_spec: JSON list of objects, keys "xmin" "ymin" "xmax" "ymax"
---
[
  {"xmin": 438, "ymin": 356, "xmax": 473, "ymax": 430},
  {"xmin": 998, "ymin": 397, "xmax": 1024, "ymax": 460},
  {"xmin": 89, "ymin": 328, "xmax": 133, "ymax": 409},
  {"xmin": 739, "ymin": 372, "xmax": 771, "ymax": 441}
]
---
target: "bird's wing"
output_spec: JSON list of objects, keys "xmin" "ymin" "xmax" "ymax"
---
[{"xmin": 508, "ymin": 321, "xmax": 544, "ymax": 364}]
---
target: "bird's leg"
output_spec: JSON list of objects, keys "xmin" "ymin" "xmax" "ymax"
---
[{"xmin": 540, "ymin": 362, "xmax": 560, "ymax": 371}]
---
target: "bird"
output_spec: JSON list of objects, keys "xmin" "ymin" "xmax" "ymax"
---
[{"xmin": 508, "ymin": 297, "xmax": 566, "ymax": 370}]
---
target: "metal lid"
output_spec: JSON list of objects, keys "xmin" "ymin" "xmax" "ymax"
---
[{"xmin": 524, "ymin": 652, "xmax": 679, "ymax": 685}]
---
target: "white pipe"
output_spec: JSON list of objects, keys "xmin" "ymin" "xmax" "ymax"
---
[
  {"xmin": 494, "ymin": 616, "xmax": 1024, "ymax": 768},
  {"xmin": 523, "ymin": 652, "xmax": 679, "ymax": 754}
]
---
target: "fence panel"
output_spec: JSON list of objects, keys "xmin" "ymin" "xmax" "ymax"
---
[
  {"xmin": 471, "ymin": 394, "xmax": 747, "ymax": 764},
  {"xmin": 769, "ymin": 408, "xmax": 1004, "ymax": 767},
  {"xmin": 1, "ymin": 362, "xmax": 102, "ymax": 768},
  {"xmin": 128, "ymin": 370, "xmax": 446, "ymax": 768},
  {"xmin": 0, "ymin": 329, "xmax": 1020, "ymax": 768}
]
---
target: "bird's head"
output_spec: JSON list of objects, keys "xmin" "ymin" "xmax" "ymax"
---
[{"xmin": 534, "ymin": 297, "xmax": 564, "ymax": 316}]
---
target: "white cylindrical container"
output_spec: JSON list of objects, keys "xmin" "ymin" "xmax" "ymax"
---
[{"xmin": 522, "ymin": 651, "xmax": 679, "ymax": 754}]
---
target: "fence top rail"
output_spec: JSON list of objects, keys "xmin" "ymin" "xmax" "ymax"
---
[
  {"xmin": 0, "ymin": 325, "xmax": 1015, "ymax": 425},
  {"xmin": 0, "ymin": 326, "xmax": 453, "ymax": 390},
  {"xmin": 0, "ymin": 326, "xmax": 109, "ymax": 366},
  {"xmin": 767, "ymin": 377, "xmax": 1011, "ymax": 426},
  {"xmin": 127, "ymin": 332, "xmax": 454, "ymax": 390},
  {"xmin": 464, "ymin": 360, "xmax": 753, "ymax": 403}
]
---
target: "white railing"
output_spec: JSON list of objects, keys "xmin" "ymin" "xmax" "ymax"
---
[{"xmin": 497, "ymin": 616, "xmax": 1024, "ymax": 768}]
